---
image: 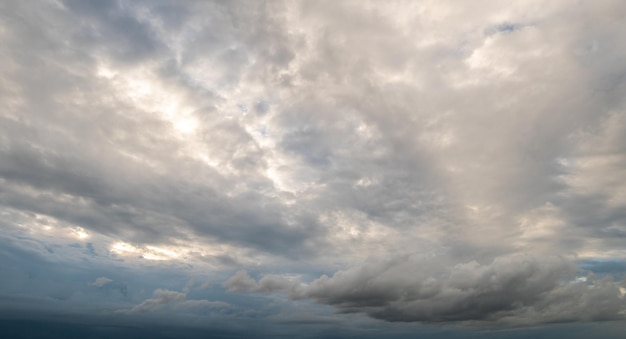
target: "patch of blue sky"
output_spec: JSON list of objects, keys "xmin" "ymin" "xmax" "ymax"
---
[{"xmin": 578, "ymin": 258, "xmax": 626, "ymax": 278}]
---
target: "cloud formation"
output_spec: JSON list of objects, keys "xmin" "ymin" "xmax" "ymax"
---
[
  {"xmin": 226, "ymin": 255, "xmax": 626, "ymax": 324},
  {"xmin": 123, "ymin": 288, "xmax": 228, "ymax": 314},
  {"xmin": 304, "ymin": 255, "xmax": 626, "ymax": 324},
  {"xmin": 224, "ymin": 270, "xmax": 303, "ymax": 295},
  {"xmin": 91, "ymin": 277, "xmax": 113, "ymax": 288},
  {"xmin": 3, "ymin": 0, "xmax": 625, "ymax": 264},
  {"xmin": 2, "ymin": 0, "xmax": 626, "ymax": 336}
]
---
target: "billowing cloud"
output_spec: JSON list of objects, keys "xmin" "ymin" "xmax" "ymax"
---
[
  {"xmin": 226, "ymin": 255, "xmax": 626, "ymax": 324},
  {"xmin": 303, "ymin": 255, "xmax": 626, "ymax": 324},
  {"xmin": 2, "ymin": 0, "xmax": 626, "ymax": 337},
  {"xmin": 224, "ymin": 270, "xmax": 303, "ymax": 296}
]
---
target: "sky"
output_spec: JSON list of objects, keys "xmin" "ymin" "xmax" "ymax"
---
[{"xmin": 1, "ymin": 0, "xmax": 626, "ymax": 338}]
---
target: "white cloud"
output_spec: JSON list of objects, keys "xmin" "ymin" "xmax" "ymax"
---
[{"xmin": 91, "ymin": 277, "xmax": 113, "ymax": 288}]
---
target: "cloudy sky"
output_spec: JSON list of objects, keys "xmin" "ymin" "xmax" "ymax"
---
[{"xmin": 1, "ymin": 0, "xmax": 626, "ymax": 337}]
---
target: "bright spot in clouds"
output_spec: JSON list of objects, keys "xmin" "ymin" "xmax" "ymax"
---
[
  {"xmin": 111, "ymin": 242, "xmax": 180, "ymax": 261},
  {"xmin": 173, "ymin": 118, "xmax": 197, "ymax": 135},
  {"xmin": 72, "ymin": 227, "xmax": 89, "ymax": 240}
]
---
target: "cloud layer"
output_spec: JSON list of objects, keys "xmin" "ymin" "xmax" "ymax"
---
[
  {"xmin": 226, "ymin": 255, "xmax": 626, "ymax": 324},
  {"xmin": 2, "ymin": 0, "xmax": 626, "ymax": 336}
]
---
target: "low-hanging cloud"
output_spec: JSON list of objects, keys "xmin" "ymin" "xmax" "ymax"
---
[
  {"xmin": 227, "ymin": 255, "xmax": 626, "ymax": 325},
  {"xmin": 122, "ymin": 288, "xmax": 229, "ymax": 314}
]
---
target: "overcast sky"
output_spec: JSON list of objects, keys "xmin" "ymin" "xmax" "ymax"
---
[{"xmin": 1, "ymin": 0, "xmax": 626, "ymax": 338}]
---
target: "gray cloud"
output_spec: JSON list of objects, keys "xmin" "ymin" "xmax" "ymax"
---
[
  {"xmin": 2, "ymin": 0, "xmax": 626, "ymax": 335},
  {"xmin": 224, "ymin": 270, "xmax": 303, "ymax": 296},
  {"xmin": 7, "ymin": 0, "xmax": 622, "ymax": 264},
  {"xmin": 223, "ymin": 271, "xmax": 258, "ymax": 293},
  {"xmin": 304, "ymin": 255, "xmax": 626, "ymax": 324},
  {"xmin": 227, "ymin": 255, "xmax": 626, "ymax": 324},
  {"xmin": 122, "ymin": 288, "xmax": 228, "ymax": 314},
  {"xmin": 0, "ymin": 0, "xmax": 322, "ymax": 259},
  {"xmin": 126, "ymin": 289, "xmax": 186, "ymax": 313}
]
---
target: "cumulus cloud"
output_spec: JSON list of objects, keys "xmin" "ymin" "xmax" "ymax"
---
[
  {"xmin": 227, "ymin": 255, "xmax": 626, "ymax": 325},
  {"xmin": 223, "ymin": 271, "xmax": 259, "ymax": 293},
  {"xmin": 304, "ymin": 255, "xmax": 626, "ymax": 324},
  {"xmin": 224, "ymin": 270, "xmax": 303, "ymax": 296}
]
